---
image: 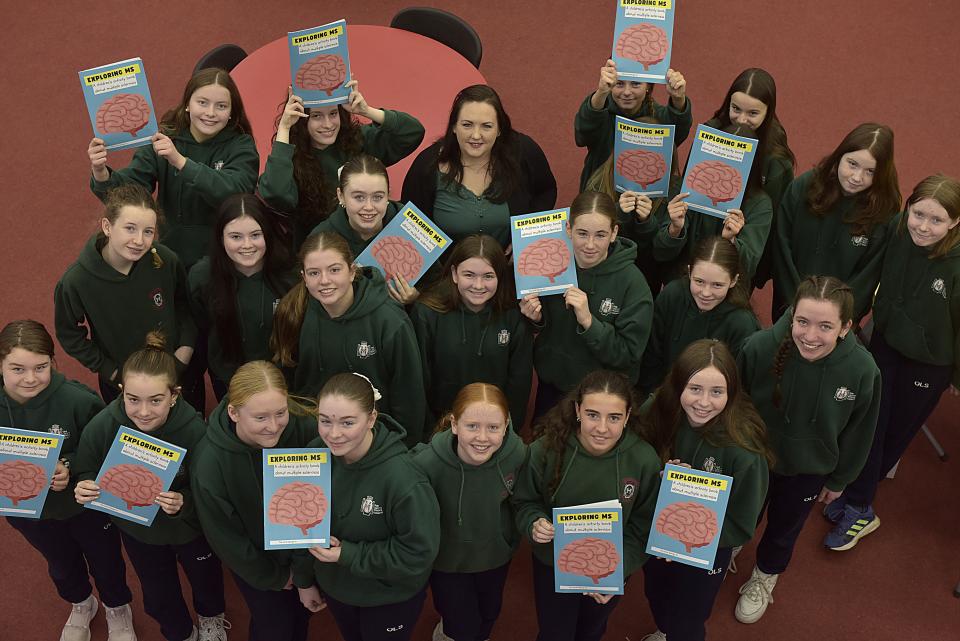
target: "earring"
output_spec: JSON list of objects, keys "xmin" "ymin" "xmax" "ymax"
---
[{"xmin": 576, "ymin": 416, "xmax": 581, "ymax": 423}]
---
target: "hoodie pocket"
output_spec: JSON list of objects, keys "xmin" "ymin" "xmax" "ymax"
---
[
  {"xmin": 771, "ymin": 432, "xmax": 838, "ymax": 476},
  {"xmin": 888, "ymin": 309, "xmax": 937, "ymax": 363}
]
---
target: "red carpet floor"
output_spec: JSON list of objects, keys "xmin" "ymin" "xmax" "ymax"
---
[{"xmin": 2, "ymin": 1, "xmax": 959, "ymax": 639}]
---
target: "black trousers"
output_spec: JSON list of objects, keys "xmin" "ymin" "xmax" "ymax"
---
[
  {"xmin": 531, "ymin": 555, "xmax": 622, "ymax": 641},
  {"xmin": 324, "ymin": 588, "xmax": 426, "ymax": 641},
  {"xmin": 755, "ymin": 472, "xmax": 826, "ymax": 575},
  {"xmin": 7, "ymin": 509, "xmax": 131, "ymax": 607},
  {"xmin": 232, "ymin": 571, "xmax": 311, "ymax": 641},
  {"xmin": 643, "ymin": 547, "xmax": 733, "ymax": 641},
  {"xmin": 120, "ymin": 531, "xmax": 225, "ymax": 641},
  {"xmin": 430, "ymin": 563, "xmax": 511, "ymax": 641}
]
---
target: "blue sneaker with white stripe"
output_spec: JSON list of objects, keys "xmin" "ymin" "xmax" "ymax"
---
[{"xmin": 823, "ymin": 503, "xmax": 880, "ymax": 551}]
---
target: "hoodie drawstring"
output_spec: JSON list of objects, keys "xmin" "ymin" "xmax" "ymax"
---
[{"xmin": 550, "ymin": 442, "xmax": 581, "ymax": 503}]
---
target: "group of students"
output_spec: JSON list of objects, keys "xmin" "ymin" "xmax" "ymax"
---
[{"xmin": 2, "ymin": 40, "xmax": 957, "ymax": 641}]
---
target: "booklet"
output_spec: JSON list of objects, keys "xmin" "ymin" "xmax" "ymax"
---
[
  {"xmin": 354, "ymin": 202, "xmax": 452, "ymax": 285},
  {"xmin": 79, "ymin": 57, "xmax": 159, "ymax": 151},
  {"xmin": 511, "ymin": 208, "xmax": 578, "ymax": 298},
  {"xmin": 262, "ymin": 448, "xmax": 332, "ymax": 550},
  {"xmin": 612, "ymin": 0, "xmax": 677, "ymax": 83},
  {"xmin": 646, "ymin": 463, "xmax": 733, "ymax": 569},
  {"xmin": 289, "ymin": 19, "xmax": 351, "ymax": 107},
  {"xmin": 614, "ymin": 117, "xmax": 675, "ymax": 196},
  {"xmin": 552, "ymin": 500, "xmax": 624, "ymax": 594},
  {"xmin": 85, "ymin": 427, "xmax": 185, "ymax": 526},
  {"xmin": 681, "ymin": 124, "xmax": 758, "ymax": 219},
  {"xmin": 0, "ymin": 426, "xmax": 65, "ymax": 519}
]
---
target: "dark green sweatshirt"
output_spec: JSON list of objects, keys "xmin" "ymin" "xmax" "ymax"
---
[
  {"xmin": 638, "ymin": 276, "xmax": 760, "ymax": 395},
  {"xmin": 54, "ymin": 236, "xmax": 196, "ymax": 389},
  {"xmin": 74, "ymin": 398, "xmax": 205, "ymax": 545},
  {"xmin": 574, "ymin": 93, "xmax": 693, "ymax": 191},
  {"xmin": 293, "ymin": 415, "xmax": 440, "ymax": 606},
  {"xmin": 293, "ymin": 268, "xmax": 426, "ymax": 445},
  {"xmin": 671, "ymin": 418, "xmax": 768, "ymax": 548},
  {"xmin": 410, "ymin": 302, "xmax": 532, "ymax": 432},
  {"xmin": 0, "ymin": 372, "xmax": 103, "ymax": 521},
  {"xmin": 513, "ymin": 431, "xmax": 661, "ymax": 576},
  {"xmin": 190, "ymin": 398, "xmax": 318, "ymax": 591},
  {"xmin": 533, "ymin": 237, "xmax": 653, "ymax": 391},
  {"xmin": 773, "ymin": 170, "xmax": 892, "ymax": 318},
  {"xmin": 873, "ymin": 216, "xmax": 960, "ymax": 386},
  {"xmin": 309, "ymin": 200, "xmax": 402, "ymax": 259},
  {"xmin": 738, "ymin": 310, "xmax": 881, "ymax": 491},
  {"xmin": 411, "ymin": 425, "xmax": 528, "ymax": 573},
  {"xmin": 90, "ymin": 126, "xmax": 259, "ymax": 268},
  {"xmin": 188, "ymin": 257, "xmax": 296, "ymax": 384}
]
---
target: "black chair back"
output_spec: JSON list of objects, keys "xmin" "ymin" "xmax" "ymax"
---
[
  {"xmin": 194, "ymin": 44, "xmax": 248, "ymax": 74},
  {"xmin": 390, "ymin": 7, "xmax": 482, "ymax": 68}
]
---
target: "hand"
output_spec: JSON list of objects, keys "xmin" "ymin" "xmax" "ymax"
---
[
  {"xmin": 667, "ymin": 192, "xmax": 690, "ymax": 238},
  {"xmin": 563, "ymin": 286, "xmax": 592, "ymax": 330},
  {"xmin": 50, "ymin": 461, "xmax": 69, "ymax": 492},
  {"xmin": 88, "ymin": 138, "xmax": 109, "ymax": 180},
  {"xmin": 531, "ymin": 517, "xmax": 555, "ymax": 544},
  {"xmin": 152, "ymin": 133, "xmax": 186, "ymax": 170},
  {"xmin": 948, "ymin": 385, "xmax": 959, "ymax": 397},
  {"xmin": 386, "ymin": 276, "xmax": 419, "ymax": 305},
  {"xmin": 74, "ymin": 479, "xmax": 100, "ymax": 504},
  {"xmin": 297, "ymin": 586, "xmax": 327, "ymax": 612},
  {"xmin": 817, "ymin": 487, "xmax": 843, "ymax": 504},
  {"xmin": 598, "ymin": 59, "xmax": 617, "ymax": 95},
  {"xmin": 343, "ymin": 80, "xmax": 369, "ymax": 116},
  {"xmin": 155, "ymin": 490, "xmax": 184, "ymax": 515},
  {"xmin": 283, "ymin": 569, "xmax": 294, "ymax": 590},
  {"xmin": 277, "ymin": 86, "xmax": 307, "ymax": 134},
  {"xmin": 519, "ymin": 293, "xmax": 543, "ymax": 323},
  {"xmin": 721, "ymin": 209, "xmax": 745, "ymax": 241},
  {"xmin": 174, "ymin": 346, "xmax": 194, "ymax": 366},
  {"xmin": 665, "ymin": 68, "xmax": 687, "ymax": 107},
  {"xmin": 619, "ymin": 191, "xmax": 652, "ymax": 221},
  {"xmin": 585, "ymin": 592, "xmax": 615, "ymax": 604},
  {"xmin": 309, "ymin": 536, "xmax": 342, "ymax": 563}
]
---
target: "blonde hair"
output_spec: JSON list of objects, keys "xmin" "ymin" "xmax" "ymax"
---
[{"xmin": 227, "ymin": 360, "xmax": 311, "ymax": 415}]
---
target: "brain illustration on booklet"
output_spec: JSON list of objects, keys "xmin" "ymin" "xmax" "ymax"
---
[
  {"xmin": 686, "ymin": 161, "xmax": 742, "ymax": 206},
  {"xmin": 615, "ymin": 24, "xmax": 669, "ymax": 70},
  {"xmin": 96, "ymin": 94, "xmax": 152, "ymax": 137},
  {"xmin": 268, "ymin": 482, "xmax": 329, "ymax": 535},
  {"xmin": 370, "ymin": 236, "xmax": 424, "ymax": 282},
  {"xmin": 517, "ymin": 238, "xmax": 571, "ymax": 284},
  {"xmin": 295, "ymin": 54, "xmax": 347, "ymax": 95},
  {"xmin": 557, "ymin": 537, "xmax": 621, "ymax": 584},
  {"xmin": 617, "ymin": 149, "xmax": 667, "ymax": 189},
  {"xmin": 0, "ymin": 460, "xmax": 47, "ymax": 506},
  {"xmin": 655, "ymin": 502, "xmax": 719, "ymax": 553},
  {"xmin": 100, "ymin": 463, "xmax": 164, "ymax": 510}
]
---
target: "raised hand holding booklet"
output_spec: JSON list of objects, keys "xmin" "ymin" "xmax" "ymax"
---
[
  {"xmin": 354, "ymin": 202, "xmax": 452, "ymax": 285},
  {"xmin": 612, "ymin": 0, "xmax": 677, "ymax": 83},
  {"xmin": 614, "ymin": 117, "xmax": 675, "ymax": 196},
  {"xmin": 681, "ymin": 124, "xmax": 758, "ymax": 219},
  {"xmin": 86, "ymin": 427, "xmax": 185, "ymax": 526},
  {"xmin": 289, "ymin": 19, "xmax": 351, "ymax": 107},
  {"xmin": 646, "ymin": 463, "xmax": 732, "ymax": 569},
  {"xmin": 262, "ymin": 448, "xmax": 332, "ymax": 550},
  {"xmin": 511, "ymin": 208, "xmax": 578, "ymax": 298},
  {"xmin": 0, "ymin": 426, "xmax": 65, "ymax": 518},
  {"xmin": 552, "ymin": 500, "xmax": 624, "ymax": 594},
  {"xmin": 79, "ymin": 57, "xmax": 159, "ymax": 150}
]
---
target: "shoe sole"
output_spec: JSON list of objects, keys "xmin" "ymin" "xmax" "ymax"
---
[
  {"xmin": 827, "ymin": 515, "xmax": 881, "ymax": 551},
  {"xmin": 735, "ymin": 603, "xmax": 768, "ymax": 624}
]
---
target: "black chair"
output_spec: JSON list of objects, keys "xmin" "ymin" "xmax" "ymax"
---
[
  {"xmin": 390, "ymin": 7, "xmax": 482, "ymax": 69},
  {"xmin": 193, "ymin": 44, "xmax": 248, "ymax": 74}
]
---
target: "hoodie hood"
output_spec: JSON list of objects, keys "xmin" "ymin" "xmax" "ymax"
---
[
  {"xmin": 107, "ymin": 392, "xmax": 200, "ymax": 441},
  {"xmin": 77, "ymin": 233, "xmax": 154, "ymax": 283},
  {"xmin": 321, "ymin": 412, "xmax": 409, "ymax": 469},
  {"xmin": 171, "ymin": 123, "xmax": 243, "ymax": 147},
  {"xmin": 1, "ymin": 370, "xmax": 66, "ymax": 424},
  {"xmin": 319, "ymin": 201, "xmax": 402, "ymax": 257},
  {"xmin": 207, "ymin": 396, "xmax": 312, "ymax": 454},
  {"xmin": 576, "ymin": 236, "xmax": 638, "ymax": 294},
  {"xmin": 307, "ymin": 266, "xmax": 391, "ymax": 323}
]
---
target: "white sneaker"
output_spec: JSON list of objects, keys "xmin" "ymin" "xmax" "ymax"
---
[
  {"xmin": 735, "ymin": 566, "xmax": 778, "ymax": 624},
  {"xmin": 640, "ymin": 631, "xmax": 667, "ymax": 641},
  {"xmin": 61, "ymin": 595, "xmax": 98, "ymax": 641},
  {"xmin": 198, "ymin": 614, "xmax": 231, "ymax": 641},
  {"xmin": 104, "ymin": 603, "xmax": 137, "ymax": 641},
  {"xmin": 432, "ymin": 621, "xmax": 453, "ymax": 641}
]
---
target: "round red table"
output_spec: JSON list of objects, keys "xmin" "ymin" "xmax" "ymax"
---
[{"xmin": 232, "ymin": 24, "xmax": 487, "ymax": 196}]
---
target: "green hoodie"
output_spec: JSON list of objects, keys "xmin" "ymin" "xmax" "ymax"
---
[
  {"xmin": 773, "ymin": 170, "xmax": 892, "ymax": 318},
  {"xmin": 90, "ymin": 126, "xmax": 259, "ymax": 268},
  {"xmin": 293, "ymin": 416, "xmax": 440, "ymax": 606},
  {"xmin": 738, "ymin": 310, "xmax": 881, "ymax": 491},
  {"xmin": 533, "ymin": 237, "xmax": 653, "ymax": 391},
  {"xmin": 671, "ymin": 418, "xmax": 768, "ymax": 548},
  {"xmin": 188, "ymin": 257, "xmax": 296, "ymax": 384},
  {"xmin": 411, "ymin": 426, "xmax": 528, "ymax": 573},
  {"xmin": 513, "ymin": 431, "xmax": 660, "ymax": 576},
  {"xmin": 0, "ymin": 372, "xmax": 103, "ymax": 521},
  {"xmin": 309, "ymin": 200, "xmax": 402, "ymax": 259},
  {"xmin": 574, "ymin": 93, "xmax": 693, "ymax": 191},
  {"xmin": 293, "ymin": 268, "xmax": 426, "ymax": 445},
  {"xmin": 54, "ymin": 236, "xmax": 196, "ymax": 388},
  {"xmin": 73, "ymin": 398, "xmax": 205, "ymax": 545},
  {"xmin": 410, "ymin": 302, "xmax": 532, "ymax": 432},
  {"xmin": 190, "ymin": 398, "xmax": 318, "ymax": 591},
  {"xmin": 638, "ymin": 276, "xmax": 759, "ymax": 395},
  {"xmin": 873, "ymin": 216, "xmax": 960, "ymax": 385}
]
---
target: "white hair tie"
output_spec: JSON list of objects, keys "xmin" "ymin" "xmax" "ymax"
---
[{"xmin": 352, "ymin": 372, "xmax": 382, "ymax": 401}]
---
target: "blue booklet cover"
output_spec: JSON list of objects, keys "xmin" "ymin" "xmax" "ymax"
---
[
  {"xmin": 289, "ymin": 19, "xmax": 351, "ymax": 107},
  {"xmin": 354, "ymin": 201, "xmax": 452, "ymax": 286},
  {"xmin": 79, "ymin": 57, "xmax": 158, "ymax": 151},
  {"xmin": 681, "ymin": 124, "xmax": 758, "ymax": 219},
  {"xmin": 646, "ymin": 463, "xmax": 733, "ymax": 570},
  {"xmin": 511, "ymin": 208, "xmax": 578, "ymax": 298},
  {"xmin": 0, "ymin": 426, "xmax": 65, "ymax": 519},
  {"xmin": 85, "ymin": 426, "xmax": 185, "ymax": 526},
  {"xmin": 613, "ymin": 117, "xmax": 675, "ymax": 196},
  {"xmin": 262, "ymin": 448, "xmax": 332, "ymax": 550},
  {"xmin": 552, "ymin": 500, "xmax": 624, "ymax": 595},
  {"xmin": 612, "ymin": 0, "xmax": 677, "ymax": 83}
]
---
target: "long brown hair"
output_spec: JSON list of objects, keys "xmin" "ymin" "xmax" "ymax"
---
[
  {"xmin": 160, "ymin": 67, "xmax": 251, "ymax": 136},
  {"xmin": 317, "ymin": 372, "xmax": 378, "ymax": 414},
  {"xmin": 419, "ymin": 234, "xmax": 515, "ymax": 314},
  {"xmin": 435, "ymin": 382, "xmax": 510, "ymax": 433},
  {"xmin": 899, "ymin": 174, "xmax": 960, "ymax": 259},
  {"xmin": 685, "ymin": 236, "xmax": 752, "ymax": 311}
]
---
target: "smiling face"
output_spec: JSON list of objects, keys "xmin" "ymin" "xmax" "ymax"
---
[
  {"xmin": 1, "ymin": 347, "xmax": 52, "ymax": 404},
  {"xmin": 317, "ymin": 394, "xmax": 377, "ymax": 464},
  {"xmin": 122, "ymin": 373, "xmax": 176, "ymax": 432},
  {"xmin": 791, "ymin": 298, "xmax": 851, "ymax": 362},
  {"xmin": 906, "ymin": 197, "xmax": 959, "ymax": 248},
  {"xmin": 611, "ymin": 80, "xmax": 650, "ymax": 115},
  {"xmin": 307, "ymin": 106, "xmax": 341, "ymax": 149},
  {"xmin": 837, "ymin": 149, "xmax": 877, "ymax": 196},
  {"xmin": 302, "ymin": 247, "xmax": 355, "ymax": 317},
  {"xmin": 187, "ymin": 83, "xmax": 231, "ymax": 142},
  {"xmin": 575, "ymin": 392, "xmax": 629, "ymax": 456},
  {"xmin": 101, "ymin": 204, "xmax": 158, "ymax": 269},
  {"xmin": 454, "ymin": 101, "xmax": 499, "ymax": 163},
  {"xmin": 452, "ymin": 256, "xmax": 498, "ymax": 312},
  {"xmin": 451, "ymin": 401, "xmax": 507, "ymax": 465},
  {"xmin": 228, "ymin": 388, "xmax": 290, "ymax": 449},
  {"xmin": 338, "ymin": 172, "xmax": 389, "ymax": 240},
  {"xmin": 569, "ymin": 213, "xmax": 618, "ymax": 269},
  {"xmin": 728, "ymin": 91, "xmax": 768, "ymax": 130},
  {"xmin": 223, "ymin": 215, "xmax": 265, "ymax": 276},
  {"xmin": 689, "ymin": 260, "xmax": 738, "ymax": 312},
  {"xmin": 680, "ymin": 365, "xmax": 729, "ymax": 427}
]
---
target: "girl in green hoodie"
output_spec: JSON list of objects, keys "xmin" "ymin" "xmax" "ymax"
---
[
  {"xmin": 294, "ymin": 373, "xmax": 440, "ymax": 641},
  {"xmin": 514, "ymin": 370, "xmax": 661, "ymax": 641},
  {"xmin": 1, "ymin": 320, "xmax": 135, "ymax": 641},
  {"xmin": 412, "ymin": 383, "xmax": 528, "ymax": 641},
  {"xmin": 74, "ymin": 333, "xmax": 227, "ymax": 641}
]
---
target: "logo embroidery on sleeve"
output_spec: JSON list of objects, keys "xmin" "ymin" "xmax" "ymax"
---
[
  {"xmin": 356, "ymin": 341, "xmax": 377, "ymax": 358},
  {"xmin": 834, "ymin": 387, "xmax": 856, "ymax": 401},
  {"xmin": 932, "ymin": 278, "xmax": 947, "ymax": 299}
]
